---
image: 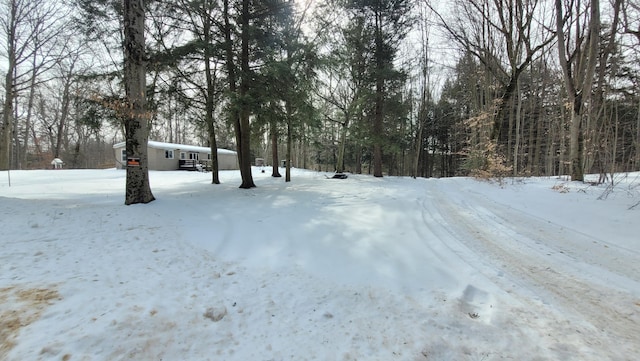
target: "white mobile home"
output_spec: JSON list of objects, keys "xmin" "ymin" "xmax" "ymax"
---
[{"xmin": 113, "ymin": 140, "xmax": 238, "ymax": 171}]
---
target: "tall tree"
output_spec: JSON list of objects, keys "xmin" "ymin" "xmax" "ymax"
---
[
  {"xmin": 316, "ymin": 6, "xmax": 370, "ymax": 174},
  {"xmin": 162, "ymin": 0, "xmax": 225, "ymax": 184},
  {"xmin": 412, "ymin": 1, "xmax": 437, "ymax": 178},
  {"xmin": 123, "ymin": 0, "xmax": 154, "ymax": 204},
  {"xmin": 342, "ymin": 0, "xmax": 412, "ymax": 177},
  {"xmin": 201, "ymin": 0, "xmax": 221, "ymax": 184},
  {"xmin": 221, "ymin": 0, "xmax": 297, "ymax": 187},
  {"xmin": 555, "ymin": 0, "xmax": 600, "ymax": 182},
  {"xmin": 235, "ymin": 0, "xmax": 255, "ymax": 188},
  {"xmin": 273, "ymin": 1, "xmax": 316, "ymax": 182},
  {"xmin": 373, "ymin": 0, "xmax": 411, "ymax": 177},
  {"xmin": 221, "ymin": 0, "xmax": 256, "ymax": 188},
  {"xmin": 0, "ymin": 0, "xmax": 68, "ymax": 170}
]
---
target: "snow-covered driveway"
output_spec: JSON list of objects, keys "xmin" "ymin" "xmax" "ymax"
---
[
  {"xmin": 428, "ymin": 179, "xmax": 640, "ymax": 359},
  {"xmin": 1, "ymin": 169, "xmax": 638, "ymax": 360}
]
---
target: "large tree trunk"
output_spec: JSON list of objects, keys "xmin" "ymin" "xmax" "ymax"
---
[
  {"xmin": 234, "ymin": 0, "xmax": 255, "ymax": 189},
  {"xmin": 336, "ymin": 121, "xmax": 347, "ymax": 173},
  {"xmin": 123, "ymin": 0, "xmax": 154, "ymax": 205},
  {"xmin": 569, "ymin": 103, "xmax": 585, "ymax": 181},
  {"xmin": 208, "ymin": 133, "xmax": 220, "ymax": 183},
  {"xmin": 223, "ymin": 0, "xmax": 251, "ymax": 187}
]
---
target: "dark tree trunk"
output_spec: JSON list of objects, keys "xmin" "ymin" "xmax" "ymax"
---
[
  {"xmin": 372, "ymin": 11, "xmax": 384, "ymax": 178},
  {"xmin": 208, "ymin": 132, "xmax": 220, "ymax": 183},
  {"xmin": 234, "ymin": 0, "xmax": 255, "ymax": 189},
  {"xmin": 1, "ymin": 66, "xmax": 13, "ymax": 170},
  {"xmin": 355, "ymin": 144, "xmax": 362, "ymax": 174},
  {"xmin": 0, "ymin": 3, "xmax": 16, "ymax": 170},
  {"xmin": 55, "ymin": 72, "xmax": 73, "ymax": 158},
  {"xmin": 336, "ymin": 121, "xmax": 347, "ymax": 174},
  {"xmin": 204, "ymin": 9, "xmax": 220, "ymax": 184},
  {"xmin": 223, "ymin": 0, "xmax": 239, "ymax": 164},
  {"xmin": 123, "ymin": 0, "xmax": 155, "ymax": 205},
  {"xmin": 270, "ymin": 119, "xmax": 281, "ymax": 177},
  {"xmin": 285, "ymin": 102, "xmax": 292, "ymax": 182}
]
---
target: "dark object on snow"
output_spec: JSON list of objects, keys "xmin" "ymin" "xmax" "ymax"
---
[{"xmin": 331, "ymin": 173, "xmax": 348, "ymax": 179}]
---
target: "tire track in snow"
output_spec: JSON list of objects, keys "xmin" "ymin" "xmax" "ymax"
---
[
  {"xmin": 424, "ymin": 181, "xmax": 640, "ymax": 359},
  {"xmin": 458, "ymin": 187, "xmax": 640, "ymax": 284}
]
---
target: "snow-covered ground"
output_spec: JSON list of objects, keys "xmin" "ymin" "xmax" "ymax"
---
[{"xmin": 1, "ymin": 168, "xmax": 639, "ymax": 361}]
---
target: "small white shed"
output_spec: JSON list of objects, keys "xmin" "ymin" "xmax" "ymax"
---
[{"xmin": 51, "ymin": 158, "xmax": 64, "ymax": 169}]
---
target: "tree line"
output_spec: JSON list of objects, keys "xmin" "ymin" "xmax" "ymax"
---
[{"xmin": 1, "ymin": 0, "xmax": 638, "ymax": 204}]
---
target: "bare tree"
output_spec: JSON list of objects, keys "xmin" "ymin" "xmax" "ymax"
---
[
  {"xmin": 620, "ymin": 0, "xmax": 640, "ymax": 171},
  {"xmin": 555, "ymin": 0, "xmax": 601, "ymax": 182},
  {"xmin": 0, "ymin": 0, "xmax": 68, "ymax": 170},
  {"xmin": 620, "ymin": 0, "xmax": 640, "ymax": 43},
  {"xmin": 429, "ymin": 0, "xmax": 556, "ymax": 140},
  {"xmin": 412, "ymin": 1, "xmax": 439, "ymax": 179}
]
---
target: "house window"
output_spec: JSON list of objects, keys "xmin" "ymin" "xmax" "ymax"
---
[
  {"xmin": 180, "ymin": 152, "xmax": 186, "ymax": 160},
  {"xmin": 207, "ymin": 153, "xmax": 211, "ymax": 160},
  {"xmin": 121, "ymin": 149, "xmax": 127, "ymax": 162},
  {"xmin": 189, "ymin": 152, "xmax": 199, "ymax": 160},
  {"xmin": 165, "ymin": 150, "xmax": 174, "ymax": 159}
]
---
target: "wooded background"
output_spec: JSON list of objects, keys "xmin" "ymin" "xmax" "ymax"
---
[{"xmin": 1, "ymin": 0, "xmax": 638, "ymax": 184}]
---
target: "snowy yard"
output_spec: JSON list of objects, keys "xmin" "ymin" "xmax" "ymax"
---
[{"xmin": 1, "ymin": 168, "xmax": 639, "ymax": 360}]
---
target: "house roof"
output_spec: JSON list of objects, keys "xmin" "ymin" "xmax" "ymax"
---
[{"xmin": 113, "ymin": 140, "xmax": 237, "ymax": 155}]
